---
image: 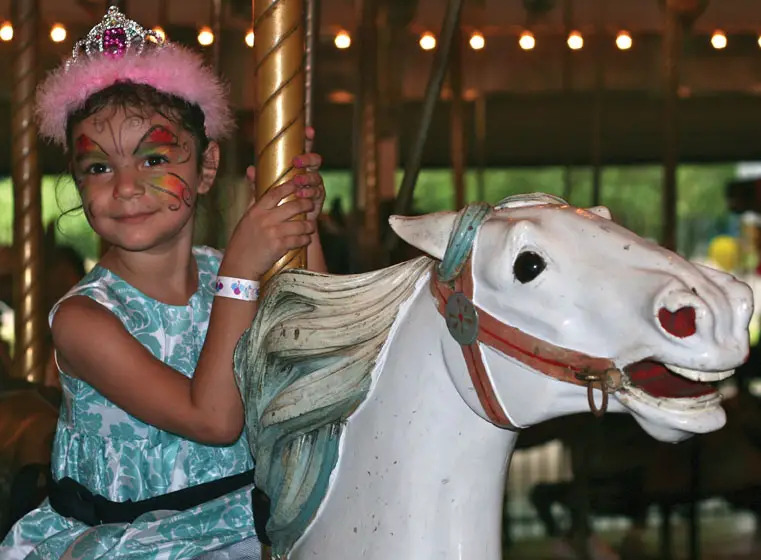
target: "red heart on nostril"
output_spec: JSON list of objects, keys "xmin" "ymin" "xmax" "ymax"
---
[{"xmin": 658, "ymin": 307, "xmax": 697, "ymax": 338}]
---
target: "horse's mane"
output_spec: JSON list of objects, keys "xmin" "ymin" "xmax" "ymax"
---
[{"xmin": 234, "ymin": 256, "xmax": 433, "ymax": 554}]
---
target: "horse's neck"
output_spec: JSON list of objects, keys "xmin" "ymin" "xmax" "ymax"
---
[{"xmin": 292, "ymin": 278, "xmax": 517, "ymax": 560}]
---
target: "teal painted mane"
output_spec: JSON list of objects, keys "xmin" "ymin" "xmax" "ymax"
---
[{"xmin": 233, "ymin": 257, "xmax": 432, "ymax": 556}]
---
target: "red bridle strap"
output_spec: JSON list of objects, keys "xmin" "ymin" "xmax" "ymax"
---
[{"xmin": 430, "ymin": 262, "xmax": 621, "ymax": 428}]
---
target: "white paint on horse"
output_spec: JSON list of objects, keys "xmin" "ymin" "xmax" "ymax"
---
[{"xmin": 241, "ymin": 195, "xmax": 753, "ymax": 560}]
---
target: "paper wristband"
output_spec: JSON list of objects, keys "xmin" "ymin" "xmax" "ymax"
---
[{"xmin": 214, "ymin": 276, "xmax": 260, "ymax": 302}]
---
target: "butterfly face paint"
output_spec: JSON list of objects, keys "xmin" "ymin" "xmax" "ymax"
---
[
  {"xmin": 140, "ymin": 172, "xmax": 193, "ymax": 211},
  {"xmin": 74, "ymin": 134, "xmax": 110, "ymax": 177},
  {"xmin": 133, "ymin": 125, "xmax": 194, "ymax": 211}
]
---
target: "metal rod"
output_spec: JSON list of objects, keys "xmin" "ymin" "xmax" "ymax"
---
[
  {"xmin": 475, "ymin": 93, "xmax": 486, "ymax": 202},
  {"xmin": 590, "ymin": 0, "xmax": 605, "ymax": 207},
  {"xmin": 304, "ymin": 0, "xmax": 319, "ymax": 153},
  {"xmin": 386, "ymin": 0, "xmax": 464, "ymax": 250},
  {"xmin": 662, "ymin": 1, "xmax": 681, "ymax": 251},
  {"xmin": 359, "ymin": 0, "xmax": 379, "ymax": 259},
  {"xmin": 204, "ymin": 0, "xmax": 223, "ymax": 249},
  {"xmin": 254, "ymin": 0, "xmax": 307, "ymax": 284},
  {"xmin": 450, "ymin": 24, "xmax": 466, "ymax": 210},
  {"xmin": 11, "ymin": 0, "xmax": 44, "ymax": 383}
]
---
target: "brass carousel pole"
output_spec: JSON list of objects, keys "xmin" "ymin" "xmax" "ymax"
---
[
  {"xmin": 254, "ymin": 0, "xmax": 307, "ymax": 285},
  {"xmin": 11, "ymin": 0, "xmax": 44, "ymax": 383}
]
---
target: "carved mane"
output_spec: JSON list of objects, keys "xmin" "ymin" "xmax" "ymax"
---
[{"xmin": 234, "ymin": 256, "xmax": 432, "ymax": 555}]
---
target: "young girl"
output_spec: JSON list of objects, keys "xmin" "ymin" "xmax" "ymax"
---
[{"xmin": 1, "ymin": 7, "xmax": 326, "ymax": 559}]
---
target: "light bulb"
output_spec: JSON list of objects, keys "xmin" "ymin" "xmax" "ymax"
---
[
  {"xmin": 0, "ymin": 21, "xmax": 13, "ymax": 42},
  {"xmin": 616, "ymin": 30, "xmax": 632, "ymax": 50},
  {"xmin": 197, "ymin": 26, "xmax": 214, "ymax": 47},
  {"xmin": 50, "ymin": 23, "xmax": 66, "ymax": 43},
  {"xmin": 567, "ymin": 30, "xmax": 583, "ymax": 50},
  {"xmin": 711, "ymin": 30, "xmax": 727, "ymax": 50},
  {"xmin": 334, "ymin": 30, "xmax": 351, "ymax": 49},
  {"xmin": 419, "ymin": 32, "xmax": 436, "ymax": 51},
  {"xmin": 469, "ymin": 31, "xmax": 485, "ymax": 50},
  {"xmin": 519, "ymin": 31, "xmax": 535, "ymax": 50}
]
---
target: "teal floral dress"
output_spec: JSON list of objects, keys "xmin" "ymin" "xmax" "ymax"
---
[{"xmin": 0, "ymin": 247, "xmax": 258, "ymax": 559}]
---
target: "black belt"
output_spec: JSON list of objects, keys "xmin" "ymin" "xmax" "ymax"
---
[{"xmin": 48, "ymin": 469, "xmax": 255, "ymax": 526}]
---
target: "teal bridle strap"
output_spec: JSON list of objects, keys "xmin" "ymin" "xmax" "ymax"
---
[{"xmin": 437, "ymin": 202, "xmax": 492, "ymax": 284}]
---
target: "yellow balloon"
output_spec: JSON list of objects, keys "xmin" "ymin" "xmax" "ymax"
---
[{"xmin": 707, "ymin": 235, "xmax": 740, "ymax": 272}]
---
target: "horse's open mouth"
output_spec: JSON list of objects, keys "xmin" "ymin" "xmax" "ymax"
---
[{"xmin": 623, "ymin": 360, "xmax": 732, "ymax": 402}]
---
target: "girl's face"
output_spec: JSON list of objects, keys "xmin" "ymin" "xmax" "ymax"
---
[{"xmin": 70, "ymin": 105, "xmax": 217, "ymax": 252}]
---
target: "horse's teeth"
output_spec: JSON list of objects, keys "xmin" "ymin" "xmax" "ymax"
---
[{"xmin": 664, "ymin": 363, "xmax": 735, "ymax": 382}]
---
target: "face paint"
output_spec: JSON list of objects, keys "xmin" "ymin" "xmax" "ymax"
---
[
  {"xmin": 133, "ymin": 125, "xmax": 191, "ymax": 165},
  {"xmin": 139, "ymin": 172, "xmax": 192, "ymax": 211},
  {"xmin": 74, "ymin": 134, "xmax": 109, "ymax": 160}
]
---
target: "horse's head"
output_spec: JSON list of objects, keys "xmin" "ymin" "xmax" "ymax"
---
[{"xmin": 390, "ymin": 194, "xmax": 753, "ymax": 443}]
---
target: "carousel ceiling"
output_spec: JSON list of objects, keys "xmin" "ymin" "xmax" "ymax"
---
[{"xmin": 0, "ymin": 0, "xmax": 759, "ymax": 172}]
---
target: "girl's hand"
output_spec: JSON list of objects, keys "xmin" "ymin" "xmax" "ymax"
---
[
  {"xmin": 244, "ymin": 127, "xmax": 326, "ymax": 221},
  {"xmin": 226, "ymin": 181, "xmax": 316, "ymax": 280}
]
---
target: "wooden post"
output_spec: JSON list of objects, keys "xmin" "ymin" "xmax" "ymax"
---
[
  {"xmin": 254, "ymin": 0, "xmax": 307, "ymax": 284},
  {"xmin": 11, "ymin": 0, "xmax": 44, "ymax": 383},
  {"xmin": 359, "ymin": 0, "xmax": 379, "ymax": 262}
]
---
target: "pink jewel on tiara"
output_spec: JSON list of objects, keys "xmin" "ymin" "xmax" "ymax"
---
[{"xmin": 68, "ymin": 6, "xmax": 164, "ymax": 68}]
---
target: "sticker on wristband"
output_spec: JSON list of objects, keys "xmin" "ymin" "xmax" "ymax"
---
[{"xmin": 214, "ymin": 276, "xmax": 259, "ymax": 301}]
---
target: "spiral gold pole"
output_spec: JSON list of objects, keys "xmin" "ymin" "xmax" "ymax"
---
[
  {"xmin": 11, "ymin": 0, "xmax": 44, "ymax": 382},
  {"xmin": 254, "ymin": 0, "xmax": 306, "ymax": 286}
]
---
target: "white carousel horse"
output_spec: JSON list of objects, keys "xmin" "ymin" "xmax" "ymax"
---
[{"xmin": 233, "ymin": 193, "xmax": 753, "ymax": 560}]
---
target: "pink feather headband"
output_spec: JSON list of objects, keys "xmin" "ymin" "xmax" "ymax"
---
[{"xmin": 36, "ymin": 6, "xmax": 234, "ymax": 148}]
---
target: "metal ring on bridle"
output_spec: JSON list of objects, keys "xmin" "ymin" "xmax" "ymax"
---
[{"xmin": 575, "ymin": 371, "xmax": 609, "ymax": 417}]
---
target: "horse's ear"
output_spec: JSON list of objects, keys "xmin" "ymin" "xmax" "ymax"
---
[
  {"xmin": 388, "ymin": 212, "xmax": 458, "ymax": 260},
  {"xmin": 587, "ymin": 206, "xmax": 612, "ymax": 220}
]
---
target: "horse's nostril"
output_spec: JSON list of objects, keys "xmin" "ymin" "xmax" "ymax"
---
[{"xmin": 658, "ymin": 306, "xmax": 697, "ymax": 338}]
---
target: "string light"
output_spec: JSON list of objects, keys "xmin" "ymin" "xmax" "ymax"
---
[
  {"xmin": 245, "ymin": 29, "xmax": 255, "ymax": 47},
  {"xmin": 197, "ymin": 26, "xmax": 214, "ymax": 46},
  {"xmin": 334, "ymin": 30, "xmax": 351, "ymax": 49},
  {"xmin": 50, "ymin": 23, "xmax": 67, "ymax": 43},
  {"xmin": 616, "ymin": 30, "xmax": 632, "ymax": 50},
  {"xmin": 711, "ymin": 30, "xmax": 727, "ymax": 49},
  {"xmin": 469, "ymin": 31, "xmax": 485, "ymax": 50},
  {"xmin": 419, "ymin": 31, "xmax": 436, "ymax": 51},
  {"xmin": 0, "ymin": 21, "xmax": 12, "ymax": 42},
  {"xmin": 518, "ymin": 30, "xmax": 535, "ymax": 50},
  {"xmin": 567, "ymin": 30, "xmax": 583, "ymax": 50}
]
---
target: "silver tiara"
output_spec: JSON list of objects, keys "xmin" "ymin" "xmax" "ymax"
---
[{"xmin": 69, "ymin": 6, "xmax": 164, "ymax": 66}]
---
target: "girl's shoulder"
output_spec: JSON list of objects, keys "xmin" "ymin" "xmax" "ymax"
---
[{"xmin": 48, "ymin": 265, "xmax": 128, "ymax": 327}]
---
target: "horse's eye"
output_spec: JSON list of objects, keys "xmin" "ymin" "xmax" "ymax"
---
[{"xmin": 513, "ymin": 251, "xmax": 546, "ymax": 283}]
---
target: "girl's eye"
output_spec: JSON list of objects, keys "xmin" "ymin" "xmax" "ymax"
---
[
  {"xmin": 144, "ymin": 154, "xmax": 169, "ymax": 167},
  {"xmin": 85, "ymin": 163, "xmax": 111, "ymax": 175}
]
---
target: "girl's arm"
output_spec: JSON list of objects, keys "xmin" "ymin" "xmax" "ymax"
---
[{"xmin": 52, "ymin": 179, "xmax": 320, "ymax": 445}]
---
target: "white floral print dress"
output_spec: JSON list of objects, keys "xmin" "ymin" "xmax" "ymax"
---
[{"xmin": 0, "ymin": 247, "xmax": 258, "ymax": 559}]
